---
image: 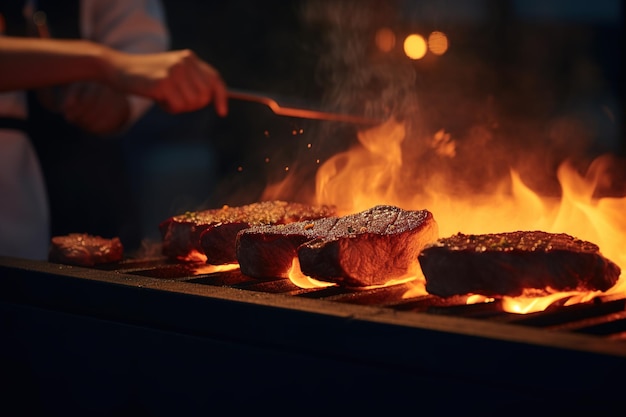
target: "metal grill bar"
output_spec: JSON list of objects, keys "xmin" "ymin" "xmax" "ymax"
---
[{"xmin": 99, "ymin": 256, "xmax": 626, "ymax": 342}]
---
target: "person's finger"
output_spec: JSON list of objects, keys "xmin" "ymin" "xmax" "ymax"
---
[
  {"xmin": 136, "ymin": 49, "xmax": 226, "ymax": 114},
  {"xmin": 163, "ymin": 50, "xmax": 209, "ymax": 112},
  {"xmin": 211, "ymin": 74, "xmax": 228, "ymax": 117},
  {"xmin": 183, "ymin": 61, "xmax": 213, "ymax": 110},
  {"xmin": 186, "ymin": 59, "xmax": 228, "ymax": 115}
]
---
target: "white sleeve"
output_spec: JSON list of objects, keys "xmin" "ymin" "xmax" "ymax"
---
[{"xmin": 80, "ymin": 0, "xmax": 171, "ymax": 124}]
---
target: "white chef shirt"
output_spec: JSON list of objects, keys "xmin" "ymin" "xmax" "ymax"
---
[{"xmin": 0, "ymin": 0, "xmax": 169, "ymax": 259}]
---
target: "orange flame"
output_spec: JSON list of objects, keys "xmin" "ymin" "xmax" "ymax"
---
[
  {"xmin": 401, "ymin": 277, "xmax": 428, "ymax": 298},
  {"xmin": 287, "ymin": 257, "xmax": 421, "ymax": 291},
  {"xmin": 307, "ymin": 119, "xmax": 626, "ymax": 313},
  {"xmin": 316, "ymin": 118, "xmax": 406, "ymax": 212},
  {"xmin": 182, "ymin": 249, "xmax": 207, "ymax": 263},
  {"xmin": 466, "ymin": 294, "xmax": 495, "ymax": 304},
  {"xmin": 501, "ymin": 290, "xmax": 601, "ymax": 314},
  {"xmin": 193, "ymin": 263, "xmax": 240, "ymax": 275},
  {"xmin": 287, "ymin": 258, "xmax": 336, "ymax": 289}
]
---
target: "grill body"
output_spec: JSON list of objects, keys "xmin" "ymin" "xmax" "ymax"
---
[{"xmin": 1, "ymin": 256, "xmax": 625, "ymax": 416}]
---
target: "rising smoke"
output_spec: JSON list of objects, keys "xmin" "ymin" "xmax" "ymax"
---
[{"xmin": 265, "ymin": 0, "xmax": 624, "ymax": 204}]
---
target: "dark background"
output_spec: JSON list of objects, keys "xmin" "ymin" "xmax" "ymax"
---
[{"xmin": 118, "ymin": 0, "xmax": 624, "ymax": 248}]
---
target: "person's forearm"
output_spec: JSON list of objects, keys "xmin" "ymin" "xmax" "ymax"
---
[
  {"xmin": 0, "ymin": 36, "xmax": 229, "ymax": 114},
  {"xmin": 0, "ymin": 37, "xmax": 112, "ymax": 91}
]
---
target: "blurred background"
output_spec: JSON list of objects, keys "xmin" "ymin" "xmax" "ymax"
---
[{"xmin": 118, "ymin": 0, "xmax": 624, "ymax": 248}]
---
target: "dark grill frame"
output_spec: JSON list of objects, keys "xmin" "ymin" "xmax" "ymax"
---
[{"xmin": 1, "ymin": 255, "xmax": 625, "ymax": 416}]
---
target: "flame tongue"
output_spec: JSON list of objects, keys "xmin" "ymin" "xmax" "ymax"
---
[
  {"xmin": 316, "ymin": 119, "xmax": 406, "ymax": 211},
  {"xmin": 287, "ymin": 258, "xmax": 335, "ymax": 289},
  {"xmin": 500, "ymin": 290, "xmax": 602, "ymax": 314},
  {"xmin": 287, "ymin": 257, "xmax": 422, "ymax": 290},
  {"xmin": 306, "ymin": 119, "xmax": 626, "ymax": 313}
]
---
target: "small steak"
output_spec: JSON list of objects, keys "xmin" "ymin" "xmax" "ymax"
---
[
  {"xmin": 419, "ymin": 231, "xmax": 621, "ymax": 298},
  {"xmin": 237, "ymin": 205, "xmax": 439, "ymax": 287},
  {"xmin": 159, "ymin": 201, "xmax": 336, "ymax": 264},
  {"xmin": 48, "ymin": 233, "xmax": 124, "ymax": 267}
]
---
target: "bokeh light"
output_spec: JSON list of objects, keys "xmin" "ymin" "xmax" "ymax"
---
[
  {"xmin": 428, "ymin": 31, "xmax": 449, "ymax": 55},
  {"xmin": 403, "ymin": 34, "xmax": 427, "ymax": 60},
  {"xmin": 375, "ymin": 27, "xmax": 396, "ymax": 52}
]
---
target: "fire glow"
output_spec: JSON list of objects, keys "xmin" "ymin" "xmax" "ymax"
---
[
  {"xmin": 288, "ymin": 118, "xmax": 626, "ymax": 314},
  {"xmin": 287, "ymin": 257, "xmax": 421, "ymax": 291},
  {"xmin": 193, "ymin": 263, "xmax": 239, "ymax": 275},
  {"xmin": 287, "ymin": 258, "xmax": 335, "ymax": 289}
]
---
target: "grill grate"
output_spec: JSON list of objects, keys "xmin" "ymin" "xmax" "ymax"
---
[
  {"xmin": 118, "ymin": 257, "xmax": 626, "ymax": 341},
  {"xmin": 2, "ymin": 255, "xmax": 625, "ymax": 415}
]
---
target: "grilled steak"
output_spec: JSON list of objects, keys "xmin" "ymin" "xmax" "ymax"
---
[
  {"xmin": 419, "ymin": 231, "xmax": 621, "ymax": 298},
  {"xmin": 237, "ymin": 216, "xmax": 338, "ymax": 279},
  {"xmin": 48, "ymin": 233, "xmax": 124, "ymax": 267},
  {"xmin": 298, "ymin": 206, "xmax": 438, "ymax": 286},
  {"xmin": 159, "ymin": 201, "xmax": 336, "ymax": 264},
  {"xmin": 237, "ymin": 205, "xmax": 439, "ymax": 287}
]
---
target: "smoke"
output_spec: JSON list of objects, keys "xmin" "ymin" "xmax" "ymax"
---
[
  {"xmin": 264, "ymin": 0, "xmax": 624, "ymax": 206},
  {"xmin": 264, "ymin": 0, "xmax": 422, "ymax": 203},
  {"xmin": 301, "ymin": 0, "xmax": 419, "ymax": 121}
]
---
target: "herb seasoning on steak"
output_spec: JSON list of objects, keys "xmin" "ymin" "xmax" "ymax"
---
[
  {"xmin": 48, "ymin": 233, "xmax": 124, "ymax": 267},
  {"xmin": 419, "ymin": 231, "xmax": 621, "ymax": 298},
  {"xmin": 159, "ymin": 201, "xmax": 336, "ymax": 264},
  {"xmin": 237, "ymin": 205, "xmax": 439, "ymax": 287}
]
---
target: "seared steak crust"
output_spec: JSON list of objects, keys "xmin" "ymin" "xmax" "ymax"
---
[
  {"xmin": 237, "ymin": 216, "xmax": 339, "ymax": 279},
  {"xmin": 48, "ymin": 233, "xmax": 124, "ymax": 267},
  {"xmin": 298, "ymin": 206, "xmax": 438, "ymax": 286},
  {"xmin": 237, "ymin": 205, "xmax": 439, "ymax": 287},
  {"xmin": 159, "ymin": 201, "xmax": 336, "ymax": 263},
  {"xmin": 419, "ymin": 231, "xmax": 621, "ymax": 297}
]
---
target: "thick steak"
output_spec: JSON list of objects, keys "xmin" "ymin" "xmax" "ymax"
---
[
  {"xmin": 48, "ymin": 233, "xmax": 124, "ymax": 267},
  {"xmin": 237, "ymin": 205, "xmax": 439, "ymax": 287},
  {"xmin": 159, "ymin": 201, "xmax": 335, "ymax": 264},
  {"xmin": 419, "ymin": 231, "xmax": 621, "ymax": 297},
  {"xmin": 237, "ymin": 216, "xmax": 338, "ymax": 279},
  {"xmin": 298, "ymin": 206, "xmax": 438, "ymax": 286}
]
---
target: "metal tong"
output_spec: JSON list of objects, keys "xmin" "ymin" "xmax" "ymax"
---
[{"xmin": 227, "ymin": 89, "xmax": 381, "ymax": 125}]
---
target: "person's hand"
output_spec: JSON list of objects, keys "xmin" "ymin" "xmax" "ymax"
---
[
  {"xmin": 106, "ymin": 49, "xmax": 228, "ymax": 115},
  {"xmin": 60, "ymin": 82, "xmax": 131, "ymax": 135}
]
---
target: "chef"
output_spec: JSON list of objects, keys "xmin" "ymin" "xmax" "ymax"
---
[{"xmin": 0, "ymin": 0, "xmax": 228, "ymax": 260}]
